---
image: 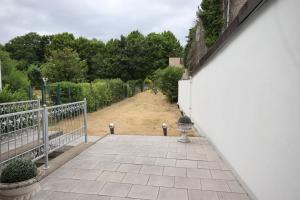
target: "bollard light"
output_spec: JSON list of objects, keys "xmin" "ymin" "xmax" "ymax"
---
[
  {"xmin": 162, "ymin": 123, "xmax": 168, "ymax": 136},
  {"xmin": 109, "ymin": 123, "xmax": 115, "ymax": 134}
]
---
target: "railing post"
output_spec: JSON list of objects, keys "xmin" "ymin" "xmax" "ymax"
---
[
  {"xmin": 43, "ymin": 104, "xmax": 49, "ymax": 169},
  {"xmin": 83, "ymin": 98, "xmax": 88, "ymax": 144},
  {"xmin": 37, "ymin": 98, "xmax": 41, "ymax": 148}
]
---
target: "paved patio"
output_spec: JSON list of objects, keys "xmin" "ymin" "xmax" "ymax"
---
[{"xmin": 34, "ymin": 135, "xmax": 250, "ymax": 200}]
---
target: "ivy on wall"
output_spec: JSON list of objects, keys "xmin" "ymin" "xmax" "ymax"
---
[{"xmin": 198, "ymin": 0, "xmax": 224, "ymax": 47}]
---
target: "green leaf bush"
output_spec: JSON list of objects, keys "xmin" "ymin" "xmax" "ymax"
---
[
  {"xmin": 0, "ymin": 159, "xmax": 38, "ymax": 183},
  {"xmin": 155, "ymin": 67, "xmax": 184, "ymax": 103},
  {"xmin": 47, "ymin": 79, "xmax": 139, "ymax": 112}
]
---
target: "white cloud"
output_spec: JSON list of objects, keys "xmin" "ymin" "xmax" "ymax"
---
[{"xmin": 0, "ymin": 0, "xmax": 199, "ymax": 45}]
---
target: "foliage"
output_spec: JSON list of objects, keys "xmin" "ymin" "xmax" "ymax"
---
[
  {"xmin": 41, "ymin": 48, "xmax": 87, "ymax": 82},
  {"xmin": 1, "ymin": 30, "xmax": 183, "ymax": 100},
  {"xmin": 0, "ymin": 86, "xmax": 29, "ymax": 103},
  {"xmin": 198, "ymin": 0, "xmax": 224, "ymax": 47},
  {"xmin": 0, "ymin": 159, "xmax": 38, "ymax": 183},
  {"xmin": 27, "ymin": 64, "xmax": 43, "ymax": 87},
  {"xmin": 155, "ymin": 67, "xmax": 184, "ymax": 102},
  {"xmin": 48, "ymin": 82, "xmax": 82, "ymax": 105},
  {"xmin": 183, "ymin": 26, "xmax": 197, "ymax": 68},
  {"xmin": 92, "ymin": 80, "xmax": 112, "ymax": 108},
  {"xmin": 0, "ymin": 50, "xmax": 29, "ymax": 91},
  {"xmin": 47, "ymin": 79, "xmax": 137, "ymax": 112},
  {"xmin": 4, "ymin": 32, "xmax": 45, "ymax": 70}
]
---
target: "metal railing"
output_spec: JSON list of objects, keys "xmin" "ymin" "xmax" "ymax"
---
[
  {"xmin": 0, "ymin": 99, "xmax": 40, "ymax": 115},
  {"xmin": 0, "ymin": 99, "xmax": 87, "ymax": 169}
]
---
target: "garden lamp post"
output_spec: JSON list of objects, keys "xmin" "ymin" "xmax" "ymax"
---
[
  {"xmin": 177, "ymin": 115, "xmax": 193, "ymax": 143},
  {"xmin": 162, "ymin": 123, "xmax": 168, "ymax": 136},
  {"xmin": 109, "ymin": 123, "xmax": 115, "ymax": 134}
]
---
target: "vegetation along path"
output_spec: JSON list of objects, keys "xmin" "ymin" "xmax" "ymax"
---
[{"xmin": 87, "ymin": 90, "xmax": 195, "ymax": 136}]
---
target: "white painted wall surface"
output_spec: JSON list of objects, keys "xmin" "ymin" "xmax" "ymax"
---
[
  {"xmin": 178, "ymin": 0, "xmax": 300, "ymax": 199},
  {"xmin": 178, "ymin": 80, "xmax": 190, "ymax": 116}
]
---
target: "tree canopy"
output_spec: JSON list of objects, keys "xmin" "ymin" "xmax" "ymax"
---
[{"xmin": 1, "ymin": 30, "xmax": 183, "ymax": 89}]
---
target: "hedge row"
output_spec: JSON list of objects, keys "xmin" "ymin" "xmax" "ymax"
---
[{"xmin": 47, "ymin": 79, "xmax": 141, "ymax": 112}]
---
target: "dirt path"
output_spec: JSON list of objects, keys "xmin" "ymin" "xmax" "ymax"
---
[{"xmin": 87, "ymin": 90, "xmax": 195, "ymax": 136}]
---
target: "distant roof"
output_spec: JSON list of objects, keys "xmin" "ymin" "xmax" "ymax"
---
[{"xmin": 190, "ymin": 0, "xmax": 266, "ymax": 76}]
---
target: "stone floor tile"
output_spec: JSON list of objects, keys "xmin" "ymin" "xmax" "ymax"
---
[
  {"xmin": 155, "ymin": 158, "xmax": 176, "ymax": 167},
  {"xmin": 70, "ymin": 180, "xmax": 106, "ymax": 194},
  {"xmin": 94, "ymin": 162, "xmax": 120, "ymax": 171},
  {"xmin": 50, "ymin": 168, "xmax": 77, "ymax": 179},
  {"xmin": 201, "ymin": 179, "xmax": 230, "ymax": 192},
  {"xmin": 128, "ymin": 185, "xmax": 159, "ymax": 200},
  {"xmin": 140, "ymin": 165, "xmax": 164, "ymax": 175},
  {"xmin": 134, "ymin": 156, "xmax": 156, "ymax": 165},
  {"xmin": 110, "ymin": 197, "xmax": 141, "ymax": 200},
  {"xmin": 122, "ymin": 173, "xmax": 149, "ymax": 185},
  {"xmin": 32, "ymin": 190, "xmax": 52, "ymax": 200},
  {"xmin": 157, "ymin": 187, "xmax": 188, "ymax": 200},
  {"xmin": 188, "ymin": 189, "xmax": 219, "ymax": 200},
  {"xmin": 176, "ymin": 160, "xmax": 197, "ymax": 168},
  {"xmin": 211, "ymin": 170, "xmax": 235, "ymax": 180},
  {"xmin": 73, "ymin": 169, "xmax": 102, "ymax": 180},
  {"xmin": 166, "ymin": 152, "xmax": 187, "ymax": 160},
  {"xmin": 97, "ymin": 171, "xmax": 126, "ymax": 182},
  {"xmin": 217, "ymin": 192, "xmax": 250, "ymax": 200},
  {"xmin": 43, "ymin": 191, "xmax": 79, "ymax": 200},
  {"xmin": 163, "ymin": 167, "xmax": 186, "ymax": 177},
  {"xmin": 148, "ymin": 151, "xmax": 167, "ymax": 158},
  {"xmin": 76, "ymin": 194, "xmax": 110, "ymax": 200},
  {"xmin": 98, "ymin": 182, "xmax": 132, "ymax": 197},
  {"xmin": 198, "ymin": 161, "xmax": 221, "ymax": 169},
  {"xmin": 175, "ymin": 177, "xmax": 201, "ymax": 189},
  {"xmin": 227, "ymin": 181, "xmax": 246, "ymax": 193},
  {"xmin": 148, "ymin": 175, "xmax": 174, "ymax": 187},
  {"xmin": 114, "ymin": 155, "xmax": 136, "ymax": 164},
  {"xmin": 42, "ymin": 178, "xmax": 80, "ymax": 192},
  {"xmin": 118, "ymin": 164, "xmax": 142, "ymax": 173},
  {"xmin": 187, "ymin": 153, "xmax": 207, "ymax": 161},
  {"xmin": 187, "ymin": 168, "xmax": 212, "ymax": 179}
]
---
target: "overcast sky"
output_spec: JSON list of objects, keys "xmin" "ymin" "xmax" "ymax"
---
[{"xmin": 0, "ymin": 0, "xmax": 199, "ymax": 46}]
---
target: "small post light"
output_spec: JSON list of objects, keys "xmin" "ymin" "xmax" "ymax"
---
[
  {"xmin": 162, "ymin": 123, "xmax": 168, "ymax": 136},
  {"xmin": 177, "ymin": 115, "xmax": 193, "ymax": 143},
  {"xmin": 109, "ymin": 123, "xmax": 115, "ymax": 134}
]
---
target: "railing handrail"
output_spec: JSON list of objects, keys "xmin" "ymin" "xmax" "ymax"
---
[
  {"xmin": 0, "ymin": 108, "xmax": 43, "ymax": 119},
  {"xmin": 0, "ymin": 99, "xmax": 38, "ymax": 106},
  {"xmin": 46, "ymin": 101, "xmax": 85, "ymax": 110}
]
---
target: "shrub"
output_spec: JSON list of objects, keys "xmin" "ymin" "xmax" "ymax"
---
[
  {"xmin": 157, "ymin": 67, "xmax": 184, "ymax": 102},
  {"xmin": 0, "ymin": 159, "xmax": 38, "ymax": 183},
  {"xmin": 92, "ymin": 80, "xmax": 112, "ymax": 108},
  {"xmin": 106, "ymin": 79, "xmax": 126, "ymax": 103},
  {"xmin": 0, "ymin": 86, "xmax": 29, "ymax": 103},
  {"xmin": 78, "ymin": 83, "xmax": 97, "ymax": 112},
  {"xmin": 48, "ymin": 82, "xmax": 82, "ymax": 105}
]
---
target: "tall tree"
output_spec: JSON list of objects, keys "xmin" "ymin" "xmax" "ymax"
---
[
  {"xmin": 183, "ymin": 25, "xmax": 197, "ymax": 68},
  {"xmin": 198, "ymin": 0, "xmax": 224, "ymax": 47},
  {"xmin": 75, "ymin": 37, "xmax": 105, "ymax": 81},
  {"xmin": 4, "ymin": 32, "xmax": 44, "ymax": 70},
  {"xmin": 41, "ymin": 48, "xmax": 87, "ymax": 82},
  {"xmin": 46, "ymin": 32, "xmax": 76, "ymax": 53},
  {"xmin": 0, "ymin": 50, "xmax": 29, "ymax": 90}
]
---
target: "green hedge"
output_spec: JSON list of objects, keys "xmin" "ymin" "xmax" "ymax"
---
[
  {"xmin": 155, "ymin": 67, "xmax": 184, "ymax": 102},
  {"xmin": 0, "ymin": 86, "xmax": 29, "ymax": 103},
  {"xmin": 47, "ymin": 79, "xmax": 139, "ymax": 112}
]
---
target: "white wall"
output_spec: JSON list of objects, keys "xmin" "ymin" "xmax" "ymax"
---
[
  {"xmin": 178, "ymin": 0, "xmax": 300, "ymax": 199},
  {"xmin": 178, "ymin": 80, "xmax": 190, "ymax": 116}
]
